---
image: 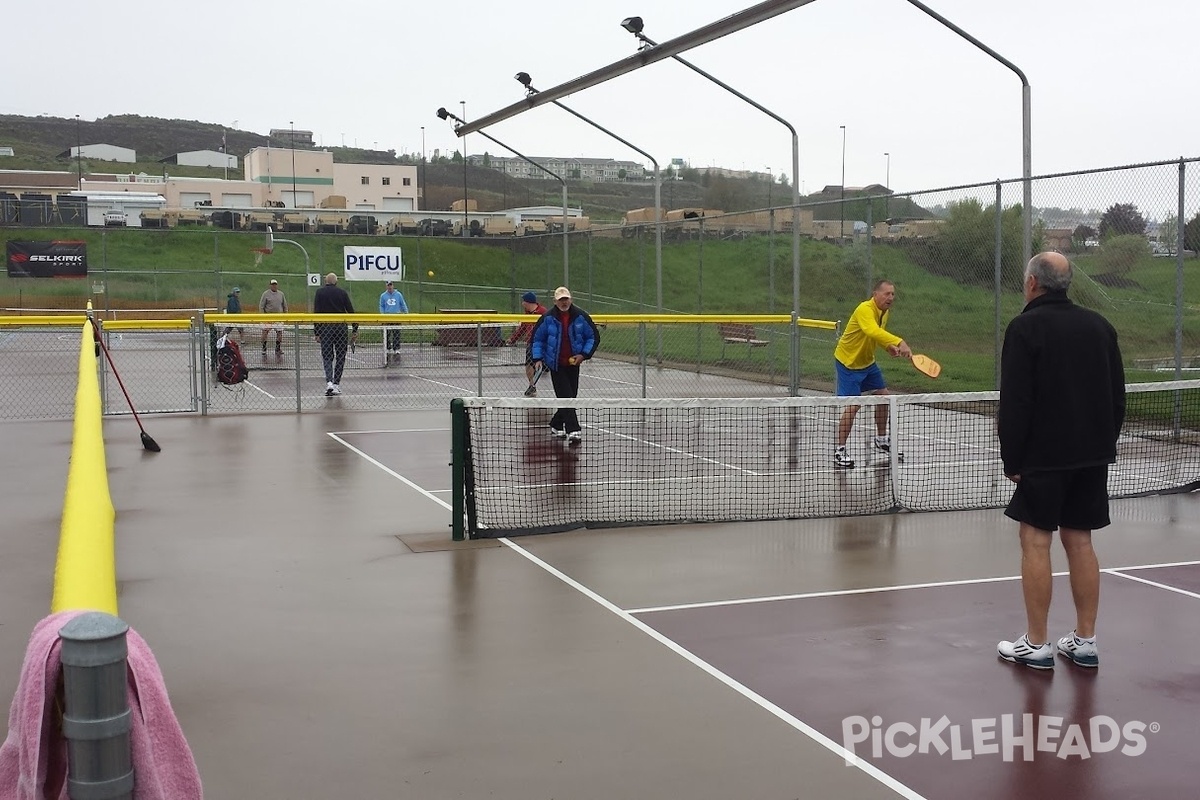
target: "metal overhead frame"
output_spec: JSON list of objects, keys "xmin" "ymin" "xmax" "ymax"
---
[
  {"xmin": 436, "ymin": 107, "xmax": 570, "ymax": 284},
  {"xmin": 514, "ymin": 71, "xmax": 664, "ymax": 362}
]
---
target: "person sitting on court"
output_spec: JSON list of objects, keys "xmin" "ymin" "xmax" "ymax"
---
[
  {"xmin": 832, "ymin": 279, "xmax": 912, "ymax": 469},
  {"xmin": 529, "ymin": 286, "xmax": 599, "ymax": 444},
  {"xmin": 507, "ymin": 291, "xmax": 548, "ymax": 394}
]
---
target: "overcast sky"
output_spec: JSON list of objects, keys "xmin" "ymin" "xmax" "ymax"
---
[{"xmin": 8, "ymin": 0, "xmax": 1198, "ymax": 201}]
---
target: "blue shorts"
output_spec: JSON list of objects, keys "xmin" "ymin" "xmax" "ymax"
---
[{"xmin": 835, "ymin": 360, "xmax": 886, "ymax": 397}]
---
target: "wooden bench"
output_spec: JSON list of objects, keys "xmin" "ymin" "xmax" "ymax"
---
[
  {"xmin": 434, "ymin": 309, "xmax": 504, "ymax": 347},
  {"xmin": 718, "ymin": 322, "xmax": 769, "ymax": 360}
]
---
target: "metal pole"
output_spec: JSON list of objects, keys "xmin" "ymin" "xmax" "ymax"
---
[
  {"xmin": 993, "ymin": 181, "xmax": 1003, "ymax": 390},
  {"xmin": 437, "ymin": 107, "xmax": 567, "ymax": 283},
  {"xmin": 884, "ymin": 151, "xmax": 890, "ymax": 220},
  {"xmin": 1176, "ymin": 159, "xmax": 1185, "ymax": 379},
  {"xmin": 626, "ymin": 21, "xmax": 804, "ymax": 392},
  {"xmin": 840, "ymin": 125, "xmax": 846, "ymax": 239},
  {"xmin": 290, "ymin": 121, "xmax": 297, "ymax": 208},
  {"xmin": 904, "ymin": 0, "xmax": 1032, "ymax": 265},
  {"xmin": 59, "ymin": 613, "xmax": 134, "ymax": 800},
  {"xmin": 460, "ymin": 101, "xmax": 468, "ymax": 238},
  {"xmin": 514, "ymin": 74, "xmax": 661, "ymax": 352},
  {"xmin": 457, "ymin": 0, "xmax": 822, "ymax": 135}
]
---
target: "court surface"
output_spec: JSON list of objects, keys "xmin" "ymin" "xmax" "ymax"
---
[{"xmin": 2, "ymin": 409, "xmax": 1198, "ymax": 799}]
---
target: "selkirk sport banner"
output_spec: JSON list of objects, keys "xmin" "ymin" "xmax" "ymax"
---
[
  {"xmin": 6, "ymin": 240, "xmax": 89, "ymax": 278},
  {"xmin": 342, "ymin": 246, "xmax": 403, "ymax": 281}
]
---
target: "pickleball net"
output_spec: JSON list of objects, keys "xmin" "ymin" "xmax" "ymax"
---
[{"xmin": 451, "ymin": 380, "xmax": 1200, "ymax": 538}]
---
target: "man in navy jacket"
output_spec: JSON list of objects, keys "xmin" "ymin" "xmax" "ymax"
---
[
  {"xmin": 530, "ymin": 286, "xmax": 599, "ymax": 444},
  {"xmin": 996, "ymin": 251, "xmax": 1125, "ymax": 671}
]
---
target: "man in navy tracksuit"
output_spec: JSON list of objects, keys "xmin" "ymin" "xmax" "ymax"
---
[{"xmin": 530, "ymin": 286, "xmax": 599, "ymax": 444}]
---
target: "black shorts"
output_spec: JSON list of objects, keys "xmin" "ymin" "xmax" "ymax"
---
[{"xmin": 1004, "ymin": 465, "xmax": 1111, "ymax": 532}]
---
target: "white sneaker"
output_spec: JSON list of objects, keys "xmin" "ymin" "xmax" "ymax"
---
[
  {"xmin": 997, "ymin": 634, "xmax": 1054, "ymax": 670},
  {"xmin": 833, "ymin": 446, "xmax": 855, "ymax": 469},
  {"xmin": 325, "ymin": 381, "xmax": 335, "ymax": 397},
  {"xmin": 330, "ymin": 384, "xmax": 341, "ymax": 395},
  {"xmin": 566, "ymin": 431, "xmax": 582, "ymax": 445},
  {"xmin": 549, "ymin": 426, "xmax": 566, "ymax": 439},
  {"xmin": 1056, "ymin": 632, "xmax": 1099, "ymax": 668},
  {"xmin": 873, "ymin": 435, "xmax": 905, "ymax": 462}
]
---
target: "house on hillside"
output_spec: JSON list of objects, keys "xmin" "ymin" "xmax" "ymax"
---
[
  {"xmin": 160, "ymin": 150, "xmax": 238, "ymax": 170},
  {"xmin": 58, "ymin": 143, "xmax": 136, "ymax": 163},
  {"xmin": 0, "ymin": 147, "xmax": 14, "ymax": 157}
]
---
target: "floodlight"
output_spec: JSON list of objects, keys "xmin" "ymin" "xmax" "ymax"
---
[{"xmin": 620, "ymin": 16, "xmax": 643, "ymax": 34}]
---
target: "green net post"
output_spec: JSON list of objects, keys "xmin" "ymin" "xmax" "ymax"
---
[{"xmin": 451, "ymin": 398, "xmax": 466, "ymax": 540}]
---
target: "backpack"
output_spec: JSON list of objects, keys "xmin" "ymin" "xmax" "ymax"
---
[{"xmin": 215, "ymin": 335, "xmax": 249, "ymax": 386}]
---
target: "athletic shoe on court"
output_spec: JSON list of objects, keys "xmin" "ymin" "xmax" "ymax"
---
[
  {"xmin": 872, "ymin": 435, "xmax": 905, "ymax": 462},
  {"xmin": 549, "ymin": 426, "xmax": 566, "ymax": 439},
  {"xmin": 566, "ymin": 431, "xmax": 582, "ymax": 445},
  {"xmin": 1056, "ymin": 632, "xmax": 1099, "ymax": 668},
  {"xmin": 325, "ymin": 381, "xmax": 335, "ymax": 397},
  {"xmin": 833, "ymin": 447, "xmax": 855, "ymax": 469},
  {"xmin": 527, "ymin": 387, "xmax": 537, "ymax": 396},
  {"xmin": 330, "ymin": 384, "xmax": 341, "ymax": 396},
  {"xmin": 997, "ymin": 634, "xmax": 1054, "ymax": 670}
]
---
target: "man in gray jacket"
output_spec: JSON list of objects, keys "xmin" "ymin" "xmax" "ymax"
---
[{"xmin": 996, "ymin": 251, "xmax": 1125, "ymax": 671}]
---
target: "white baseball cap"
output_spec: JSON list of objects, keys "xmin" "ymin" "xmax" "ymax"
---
[{"xmin": 553, "ymin": 286, "xmax": 571, "ymax": 300}]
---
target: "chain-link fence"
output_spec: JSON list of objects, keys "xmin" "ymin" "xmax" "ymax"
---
[
  {"xmin": 0, "ymin": 315, "xmax": 839, "ymax": 419},
  {"xmin": 3, "ymin": 157, "xmax": 1198, "ymax": 416}
]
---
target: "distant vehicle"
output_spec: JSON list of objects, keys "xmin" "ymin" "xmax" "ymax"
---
[{"xmin": 103, "ymin": 210, "xmax": 127, "ymax": 227}]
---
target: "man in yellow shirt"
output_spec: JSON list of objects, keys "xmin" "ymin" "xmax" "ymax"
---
[{"xmin": 832, "ymin": 279, "xmax": 912, "ymax": 469}]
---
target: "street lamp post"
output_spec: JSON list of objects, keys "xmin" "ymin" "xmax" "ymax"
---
[
  {"xmin": 620, "ymin": 16, "xmax": 805, "ymax": 394},
  {"xmin": 839, "ymin": 125, "xmax": 846, "ymax": 239},
  {"xmin": 437, "ymin": 107, "xmax": 569, "ymax": 283},
  {"xmin": 289, "ymin": 121, "xmax": 297, "ymax": 208},
  {"xmin": 74, "ymin": 115, "xmax": 82, "ymax": 190},
  {"xmin": 460, "ymin": 101, "xmax": 468, "ymax": 237},
  {"xmin": 884, "ymin": 151, "xmax": 890, "ymax": 220},
  {"xmin": 765, "ymin": 166, "xmax": 772, "ymax": 209},
  {"xmin": 420, "ymin": 126, "xmax": 426, "ymax": 211},
  {"xmin": 515, "ymin": 71, "xmax": 662, "ymax": 355}
]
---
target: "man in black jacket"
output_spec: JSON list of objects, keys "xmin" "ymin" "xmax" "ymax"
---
[
  {"xmin": 996, "ymin": 251, "xmax": 1125, "ymax": 670},
  {"xmin": 313, "ymin": 273, "xmax": 358, "ymax": 396}
]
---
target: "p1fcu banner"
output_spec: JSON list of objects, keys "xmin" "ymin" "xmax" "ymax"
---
[
  {"xmin": 6, "ymin": 240, "xmax": 89, "ymax": 278},
  {"xmin": 342, "ymin": 246, "xmax": 403, "ymax": 282}
]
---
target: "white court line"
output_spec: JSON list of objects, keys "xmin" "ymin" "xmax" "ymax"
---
[
  {"xmin": 408, "ymin": 375, "xmax": 473, "ymax": 391},
  {"xmin": 498, "ymin": 537, "xmax": 925, "ymax": 800},
  {"xmin": 588, "ymin": 373, "xmax": 649, "ymax": 389},
  {"xmin": 585, "ymin": 424, "xmax": 760, "ymax": 476},
  {"xmin": 628, "ymin": 560, "xmax": 1200, "ymax": 615},
  {"xmin": 329, "ymin": 427, "xmax": 450, "ymax": 435},
  {"xmin": 1105, "ymin": 568, "xmax": 1200, "ymax": 600},
  {"xmin": 327, "ymin": 432, "xmax": 450, "ymax": 510},
  {"xmin": 627, "ymin": 574, "xmax": 1025, "ymax": 614},
  {"xmin": 243, "ymin": 380, "xmax": 276, "ymax": 399}
]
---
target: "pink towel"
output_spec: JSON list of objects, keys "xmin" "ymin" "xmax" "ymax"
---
[{"xmin": 0, "ymin": 611, "xmax": 202, "ymax": 800}]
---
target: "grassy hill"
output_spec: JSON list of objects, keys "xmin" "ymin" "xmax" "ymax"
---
[{"xmin": 0, "ymin": 113, "xmax": 930, "ymax": 224}]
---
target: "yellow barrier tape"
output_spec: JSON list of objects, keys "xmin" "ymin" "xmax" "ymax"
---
[
  {"xmin": 51, "ymin": 318, "xmax": 118, "ymax": 616},
  {"xmin": 206, "ymin": 313, "xmax": 839, "ymax": 330},
  {"xmin": 0, "ymin": 315, "xmax": 89, "ymax": 327}
]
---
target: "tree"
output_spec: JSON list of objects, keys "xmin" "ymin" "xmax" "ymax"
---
[
  {"xmin": 777, "ymin": 172, "xmax": 789, "ymax": 188},
  {"xmin": 450, "ymin": 150, "xmax": 463, "ymax": 164},
  {"xmin": 1158, "ymin": 212, "xmax": 1178, "ymax": 250},
  {"xmin": 1097, "ymin": 203, "xmax": 1146, "ymax": 239},
  {"xmin": 1095, "ymin": 234, "xmax": 1147, "ymax": 275},
  {"xmin": 920, "ymin": 198, "xmax": 1031, "ymax": 289},
  {"xmin": 1185, "ymin": 212, "xmax": 1200, "ymax": 253},
  {"xmin": 617, "ymin": 168, "xmax": 627, "ymax": 181},
  {"xmin": 482, "ymin": 152, "xmax": 491, "ymax": 168}
]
